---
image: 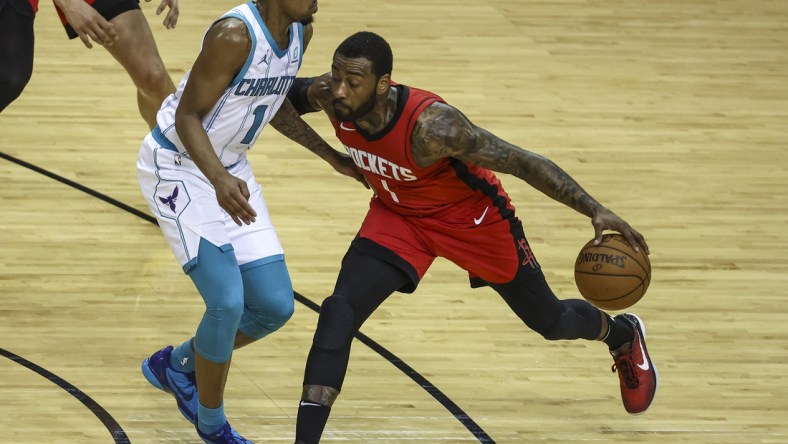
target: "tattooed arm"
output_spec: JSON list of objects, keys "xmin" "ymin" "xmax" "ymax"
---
[
  {"xmin": 270, "ymin": 99, "xmax": 336, "ymax": 161},
  {"xmin": 272, "ymin": 72, "xmax": 338, "ymax": 154},
  {"xmin": 410, "ymin": 102, "xmax": 648, "ymax": 252},
  {"xmin": 270, "ymin": 91, "xmax": 367, "ymax": 186}
]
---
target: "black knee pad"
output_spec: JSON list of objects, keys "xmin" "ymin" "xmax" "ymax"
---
[
  {"xmin": 539, "ymin": 320, "xmax": 567, "ymax": 341},
  {"xmin": 312, "ymin": 296, "xmax": 356, "ymax": 352},
  {"xmin": 537, "ymin": 299, "xmax": 602, "ymax": 341}
]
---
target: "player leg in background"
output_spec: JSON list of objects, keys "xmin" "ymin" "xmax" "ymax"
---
[
  {"xmin": 295, "ymin": 248, "xmax": 412, "ymax": 444},
  {"xmin": 103, "ymin": 8, "xmax": 175, "ymax": 129},
  {"xmin": 489, "ymin": 254, "xmax": 657, "ymax": 414},
  {"xmin": 0, "ymin": 0, "xmax": 35, "ymax": 112}
]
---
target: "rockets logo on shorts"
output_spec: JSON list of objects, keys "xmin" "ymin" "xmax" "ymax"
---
[{"xmin": 518, "ymin": 238, "xmax": 540, "ymax": 270}]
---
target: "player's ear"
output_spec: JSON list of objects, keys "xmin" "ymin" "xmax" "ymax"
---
[{"xmin": 376, "ymin": 74, "xmax": 391, "ymax": 95}]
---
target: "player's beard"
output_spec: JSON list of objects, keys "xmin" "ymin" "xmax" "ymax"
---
[{"xmin": 333, "ymin": 91, "xmax": 376, "ymax": 122}]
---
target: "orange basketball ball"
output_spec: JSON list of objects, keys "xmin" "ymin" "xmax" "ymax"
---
[{"xmin": 574, "ymin": 233, "xmax": 651, "ymax": 310}]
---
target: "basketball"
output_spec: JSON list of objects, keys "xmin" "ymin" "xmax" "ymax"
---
[{"xmin": 574, "ymin": 233, "xmax": 651, "ymax": 310}]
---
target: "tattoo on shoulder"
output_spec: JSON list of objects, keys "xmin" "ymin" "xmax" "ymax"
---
[
  {"xmin": 411, "ymin": 102, "xmax": 477, "ymax": 167},
  {"xmin": 412, "ymin": 102, "xmax": 541, "ymax": 176}
]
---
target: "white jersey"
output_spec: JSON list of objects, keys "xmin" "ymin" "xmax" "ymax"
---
[{"xmin": 153, "ymin": 1, "xmax": 304, "ymax": 167}]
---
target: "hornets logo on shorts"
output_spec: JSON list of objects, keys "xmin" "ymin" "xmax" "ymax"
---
[{"xmin": 154, "ymin": 180, "xmax": 190, "ymax": 219}]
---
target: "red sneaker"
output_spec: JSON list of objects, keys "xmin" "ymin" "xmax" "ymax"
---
[{"xmin": 611, "ymin": 313, "xmax": 658, "ymax": 414}]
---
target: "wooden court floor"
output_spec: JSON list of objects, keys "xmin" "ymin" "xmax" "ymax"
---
[{"xmin": 1, "ymin": 0, "xmax": 787, "ymax": 442}]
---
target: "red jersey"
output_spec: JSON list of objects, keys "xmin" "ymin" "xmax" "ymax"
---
[
  {"xmin": 331, "ymin": 85, "xmax": 514, "ymax": 221},
  {"xmin": 29, "ymin": 0, "xmax": 39, "ymax": 13}
]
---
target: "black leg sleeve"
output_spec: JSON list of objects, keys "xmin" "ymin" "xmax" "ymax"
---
[
  {"xmin": 491, "ymin": 267, "xmax": 603, "ymax": 341},
  {"xmin": 303, "ymin": 246, "xmax": 411, "ymax": 389}
]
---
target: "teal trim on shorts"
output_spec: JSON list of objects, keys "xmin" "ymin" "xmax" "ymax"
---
[
  {"xmin": 239, "ymin": 254, "xmax": 285, "ymax": 272},
  {"xmin": 183, "ymin": 243, "xmax": 234, "ymax": 274},
  {"xmin": 152, "ymin": 125, "xmax": 179, "ymax": 152}
]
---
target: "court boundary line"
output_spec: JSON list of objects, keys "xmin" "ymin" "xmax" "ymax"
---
[
  {"xmin": 0, "ymin": 150, "xmax": 495, "ymax": 444},
  {"xmin": 0, "ymin": 347, "xmax": 131, "ymax": 444}
]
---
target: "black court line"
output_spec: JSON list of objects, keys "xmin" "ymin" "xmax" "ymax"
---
[
  {"xmin": 0, "ymin": 347, "xmax": 131, "ymax": 444},
  {"xmin": 0, "ymin": 151, "xmax": 158, "ymax": 225},
  {"xmin": 294, "ymin": 294, "xmax": 495, "ymax": 443},
  {"xmin": 0, "ymin": 150, "xmax": 495, "ymax": 444}
]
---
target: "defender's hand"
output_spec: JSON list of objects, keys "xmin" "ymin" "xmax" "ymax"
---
[
  {"xmin": 147, "ymin": 0, "xmax": 179, "ymax": 29},
  {"xmin": 56, "ymin": 0, "xmax": 118, "ymax": 48}
]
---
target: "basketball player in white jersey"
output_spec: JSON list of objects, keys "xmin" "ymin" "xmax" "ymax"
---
[{"xmin": 136, "ymin": 1, "xmax": 363, "ymax": 442}]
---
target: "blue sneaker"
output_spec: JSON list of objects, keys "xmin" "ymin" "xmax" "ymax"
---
[
  {"xmin": 197, "ymin": 421, "xmax": 254, "ymax": 444},
  {"xmin": 142, "ymin": 345, "xmax": 198, "ymax": 424}
]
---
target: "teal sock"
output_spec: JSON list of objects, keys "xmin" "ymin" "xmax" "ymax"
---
[
  {"xmin": 198, "ymin": 402, "xmax": 226, "ymax": 435},
  {"xmin": 169, "ymin": 339, "xmax": 196, "ymax": 373}
]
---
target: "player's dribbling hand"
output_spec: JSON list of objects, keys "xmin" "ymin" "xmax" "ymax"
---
[
  {"xmin": 147, "ymin": 0, "xmax": 179, "ymax": 29},
  {"xmin": 590, "ymin": 207, "xmax": 650, "ymax": 254},
  {"xmin": 213, "ymin": 172, "xmax": 257, "ymax": 226},
  {"xmin": 55, "ymin": 0, "xmax": 118, "ymax": 49}
]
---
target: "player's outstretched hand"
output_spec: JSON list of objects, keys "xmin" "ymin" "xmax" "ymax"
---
[
  {"xmin": 55, "ymin": 0, "xmax": 118, "ymax": 49},
  {"xmin": 147, "ymin": 0, "xmax": 179, "ymax": 29},
  {"xmin": 591, "ymin": 207, "xmax": 650, "ymax": 254},
  {"xmin": 213, "ymin": 172, "xmax": 257, "ymax": 226}
]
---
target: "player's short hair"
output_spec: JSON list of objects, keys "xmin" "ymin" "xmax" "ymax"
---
[{"xmin": 335, "ymin": 31, "xmax": 393, "ymax": 79}]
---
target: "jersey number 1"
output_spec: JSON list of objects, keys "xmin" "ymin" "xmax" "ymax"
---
[
  {"xmin": 380, "ymin": 179, "xmax": 400, "ymax": 203},
  {"xmin": 241, "ymin": 105, "xmax": 269, "ymax": 144}
]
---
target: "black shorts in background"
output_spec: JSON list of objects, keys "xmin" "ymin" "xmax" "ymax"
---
[
  {"xmin": 1, "ymin": 0, "xmax": 36, "ymax": 19},
  {"xmin": 64, "ymin": 0, "xmax": 140, "ymax": 39}
]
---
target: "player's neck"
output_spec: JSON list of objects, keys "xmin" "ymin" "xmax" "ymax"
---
[
  {"xmin": 253, "ymin": 0, "xmax": 292, "ymax": 48},
  {"xmin": 356, "ymin": 87, "xmax": 398, "ymax": 134},
  {"xmin": 383, "ymin": 86, "xmax": 399, "ymax": 125}
]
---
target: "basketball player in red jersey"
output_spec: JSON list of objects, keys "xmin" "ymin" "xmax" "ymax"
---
[
  {"xmin": 286, "ymin": 31, "xmax": 658, "ymax": 443},
  {"xmin": 51, "ymin": 0, "xmax": 178, "ymax": 128},
  {"xmin": 1, "ymin": 0, "xmax": 176, "ymax": 125},
  {"xmin": 0, "ymin": 0, "xmax": 38, "ymax": 112}
]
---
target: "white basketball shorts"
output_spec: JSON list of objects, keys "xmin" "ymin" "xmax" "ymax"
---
[{"xmin": 137, "ymin": 132, "xmax": 284, "ymax": 272}]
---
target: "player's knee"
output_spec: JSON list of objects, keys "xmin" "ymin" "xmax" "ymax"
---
[
  {"xmin": 239, "ymin": 260, "xmax": 295, "ymax": 338},
  {"xmin": 312, "ymin": 295, "xmax": 356, "ymax": 352},
  {"xmin": 195, "ymin": 287, "xmax": 244, "ymax": 363},
  {"xmin": 523, "ymin": 305, "xmax": 566, "ymax": 341},
  {"xmin": 265, "ymin": 294, "xmax": 295, "ymax": 330},
  {"xmin": 206, "ymin": 289, "xmax": 245, "ymax": 324},
  {"xmin": 538, "ymin": 322, "xmax": 567, "ymax": 341},
  {"xmin": 241, "ymin": 295, "xmax": 294, "ymax": 339},
  {"xmin": 531, "ymin": 299, "xmax": 599, "ymax": 341},
  {"xmin": 131, "ymin": 61, "xmax": 171, "ymax": 96}
]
